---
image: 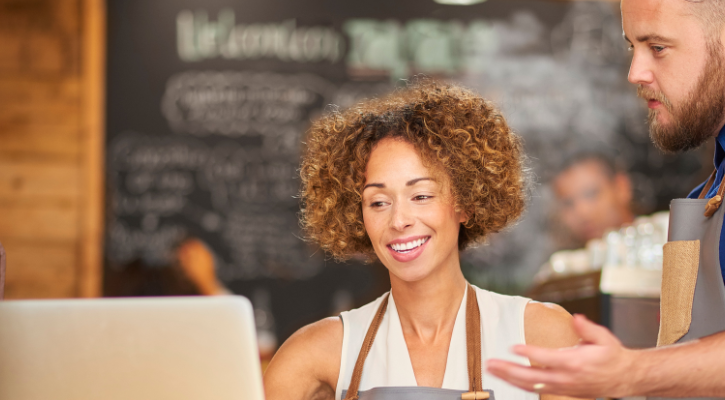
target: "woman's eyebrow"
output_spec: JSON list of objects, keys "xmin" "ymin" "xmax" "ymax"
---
[
  {"xmin": 407, "ymin": 177, "xmax": 433, "ymax": 186},
  {"xmin": 362, "ymin": 177, "xmax": 433, "ymax": 191},
  {"xmin": 362, "ymin": 183, "xmax": 385, "ymax": 191}
]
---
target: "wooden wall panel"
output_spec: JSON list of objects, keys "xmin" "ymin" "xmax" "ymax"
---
[
  {"xmin": 78, "ymin": 0, "xmax": 105, "ymax": 297},
  {"xmin": 0, "ymin": 104, "xmax": 80, "ymax": 130},
  {"xmin": 2, "ymin": 240, "xmax": 77, "ymax": 298},
  {"xmin": 0, "ymin": 0, "xmax": 80, "ymax": 77},
  {"xmin": 0, "ymin": 0, "xmax": 104, "ymax": 299},
  {"xmin": 0, "ymin": 31, "xmax": 23, "ymax": 71},
  {"xmin": 0, "ymin": 160, "xmax": 80, "ymax": 200},
  {"xmin": 0, "ymin": 203, "xmax": 79, "ymax": 242},
  {"xmin": 0, "ymin": 124, "xmax": 81, "ymax": 158},
  {"xmin": 0, "ymin": 78, "xmax": 81, "ymax": 105}
]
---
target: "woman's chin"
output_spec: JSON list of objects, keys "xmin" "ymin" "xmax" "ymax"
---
[
  {"xmin": 387, "ymin": 262, "xmax": 435, "ymax": 284},
  {"xmin": 377, "ymin": 248, "xmax": 446, "ymax": 284}
]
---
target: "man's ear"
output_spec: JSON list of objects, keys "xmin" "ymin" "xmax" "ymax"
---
[{"xmin": 614, "ymin": 173, "xmax": 633, "ymax": 206}]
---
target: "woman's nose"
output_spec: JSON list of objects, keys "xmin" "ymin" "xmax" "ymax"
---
[{"xmin": 390, "ymin": 202, "xmax": 414, "ymax": 231}]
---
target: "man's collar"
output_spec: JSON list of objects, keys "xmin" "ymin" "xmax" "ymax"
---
[{"xmin": 715, "ymin": 125, "xmax": 725, "ymax": 168}]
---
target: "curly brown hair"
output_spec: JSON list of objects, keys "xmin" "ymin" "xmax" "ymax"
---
[{"xmin": 300, "ymin": 81, "xmax": 526, "ymax": 261}]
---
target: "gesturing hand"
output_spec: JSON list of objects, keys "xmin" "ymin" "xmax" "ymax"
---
[{"xmin": 486, "ymin": 314, "xmax": 640, "ymax": 398}]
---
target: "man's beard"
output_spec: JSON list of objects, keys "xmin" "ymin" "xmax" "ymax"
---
[{"xmin": 638, "ymin": 43, "xmax": 725, "ymax": 153}]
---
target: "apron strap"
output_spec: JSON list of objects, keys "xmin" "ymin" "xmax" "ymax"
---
[
  {"xmin": 697, "ymin": 170, "xmax": 717, "ymax": 199},
  {"xmin": 343, "ymin": 284, "xmax": 488, "ymax": 400},
  {"xmin": 343, "ymin": 293, "xmax": 390, "ymax": 400},
  {"xmin": 699, "ymin": 169, "xmax": 725, "ymax": 217},
  {"xmin": 465, "ymin": 284, "xmax": 483, "ymax": 394}
]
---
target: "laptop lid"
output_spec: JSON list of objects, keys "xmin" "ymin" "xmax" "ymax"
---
[{"xmin": 0, "ymin": 296, "xmax": 264, "ymax": 400}]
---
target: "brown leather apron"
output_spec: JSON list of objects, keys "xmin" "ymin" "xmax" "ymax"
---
[
  {"xmin": 341, "ymin": 284, "xmax": 495, "ymax": 400},
  {"xmin": 651, "ymin": 171, "xmax": 725, "ymax": 400}
]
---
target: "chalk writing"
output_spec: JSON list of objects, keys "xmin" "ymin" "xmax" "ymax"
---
[
  {"xmin": 161, "ymin": 71, "xmax": 335, "ymax": 136},
  {"xmin": 344, "ymin": 19, "xmax": 497, "ymax": 79},
  {"xmin": 109, "ymin": 71, "xmax": 344, "ymax": 279},
  {"xmin": 177, "ymin": 10, "xmax": 343, "ymax": 63}
]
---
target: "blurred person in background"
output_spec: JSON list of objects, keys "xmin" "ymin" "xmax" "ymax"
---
[
  {"xmin": 487, "ymin": 0, "xmax": 725, "ymax": 398},
  {"xmin": 264, "ymin": 82, "xmax": 586, "ymax": 400},
  {"xmin": 105, "ymin": 237, "xmax": 226, "ymax": 296},
  {"xmin": 176, "ymin": 238, "xmax": 229, "ymax": 295},
  {"xmin": 552, "ymin": 152, "xmax": 635, "ymax": 249}
]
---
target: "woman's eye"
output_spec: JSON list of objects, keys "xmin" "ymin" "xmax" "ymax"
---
[
  {"xmin": 413, "ymin": 195, "xmax": 432, "ymax": 201},
  {"xmin": 370, "ymin": 201, "xmax": 386, "ymax": 208}
]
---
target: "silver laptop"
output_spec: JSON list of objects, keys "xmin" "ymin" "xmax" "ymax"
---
[{"xmin": 0, "ymin": 296, "xmax": 265, "ymax": 400}]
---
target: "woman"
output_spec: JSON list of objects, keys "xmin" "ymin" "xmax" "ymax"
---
[{"xmin": 264, "ymin": 82, "xmax": 583, "ymax": 400}]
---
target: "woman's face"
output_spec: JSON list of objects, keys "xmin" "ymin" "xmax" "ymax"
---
[{"xmin": 362, "ymin": 138, "xmax": 466, "ymax": 283}]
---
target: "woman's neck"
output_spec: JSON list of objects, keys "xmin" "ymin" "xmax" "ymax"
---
[{"xmin": 389, "ymin": 264, "xmax": 468, "ymax": 343}]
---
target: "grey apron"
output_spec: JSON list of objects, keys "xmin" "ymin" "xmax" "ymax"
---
[
  {"xmin": 651, "ymin": 171, "xmax": 725, "ymax": 400},
  {"xmin": 341, "ymin": 284, "xmax": 495, "ymax": 400}
]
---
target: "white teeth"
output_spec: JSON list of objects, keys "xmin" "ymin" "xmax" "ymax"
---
[{"xmin": 390, "ymin": 237, "xmax": 428, "ymax": 252}]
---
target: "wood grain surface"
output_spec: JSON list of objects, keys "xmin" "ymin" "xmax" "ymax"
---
[{"xmin": 0, "ymin": 0, "xmax": 104, "ymax": 298}]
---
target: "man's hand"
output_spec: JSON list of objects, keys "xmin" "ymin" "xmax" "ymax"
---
[{"xmin": 487, "ymin": 314, "xmax": 640, "ymax": 398}]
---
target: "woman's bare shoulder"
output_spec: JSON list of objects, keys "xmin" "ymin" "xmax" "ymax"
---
[
  {"xmin": 264, "ymin": 317, "xmax": 343, "ymax": 400},
  {"xmin": 524, "ymin": 301, "xmax": 579, "ymax": 349},
  {"xmin": 282, "ymin": 316, "xmax": 343, "ymax": 353},
  {"xmin": 523, "ymin": 305, "xmax": 594, "ymax": 400}
]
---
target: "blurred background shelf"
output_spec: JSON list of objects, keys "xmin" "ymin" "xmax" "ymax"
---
[{"xmin": 528, "ymin": 271, "xmax": 660, "ymax": 349}]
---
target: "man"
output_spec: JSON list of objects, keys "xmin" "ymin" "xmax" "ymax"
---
[
  {"xmin": 552, "ymin": 152, "xmax": 635, "ymax": 247},
  {"xmin": 487, "ymin": 0, "xmax": 725, "ymax": 397}
]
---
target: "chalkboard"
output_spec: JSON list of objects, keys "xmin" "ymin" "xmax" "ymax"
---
[{"xmin": 105, "ymin": 0, "xmax": 708, "ymax": 340}]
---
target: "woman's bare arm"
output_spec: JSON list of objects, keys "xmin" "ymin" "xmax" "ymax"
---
[
  {"xmin": 264, "ymin": 317, "xmax": 343, "ymax": 400},
  {"xmin": 524, "ymin": 302, "xmax": 592, "ymax": 400}
]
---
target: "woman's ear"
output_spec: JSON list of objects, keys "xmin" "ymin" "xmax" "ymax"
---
[{"xmin": 456, "ymin": 207, "xmax": 469, "ymax": 224}]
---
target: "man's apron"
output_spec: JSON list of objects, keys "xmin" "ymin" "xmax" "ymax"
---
[
  {"xmin": 341, "ymin": 284, "xmax": 495, "ymax": 400},
  {"xmin": 652, "ymin": 171, "xmax": 725, "ymax": 400}
]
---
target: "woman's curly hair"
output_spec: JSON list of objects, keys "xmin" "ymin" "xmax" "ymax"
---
[{"xmin": 300, "ymin": 81, "xmax": 526, "ymax": 261}]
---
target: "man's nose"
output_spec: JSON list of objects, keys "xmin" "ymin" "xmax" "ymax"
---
[
  {"xmin": 574, "ymin": 198, "xmax": 595, "ymax": 218},
  {"xmin": 628, "ymin": 50, "xmax": 654, "ymax": 86},
  {"xmin": 390, "ymin": 202, "xmax": 414, "ymax": 231}
]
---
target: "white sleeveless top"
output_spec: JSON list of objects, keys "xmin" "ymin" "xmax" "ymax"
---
[{"xmin": 335, "ymin": 285, "xmax": 538, "ymax": 400}]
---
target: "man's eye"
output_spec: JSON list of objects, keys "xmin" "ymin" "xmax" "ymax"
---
[
  {"xmin": 627, "ymin": 45, "xmax": 634, "ymax": 51},
  {"xmin": 652, "ymin": 45, "xmax": 666, "ymax": 53},
  {"xmin": 583, "ymin": 188, "xmax": 600, "ymax": 200}
]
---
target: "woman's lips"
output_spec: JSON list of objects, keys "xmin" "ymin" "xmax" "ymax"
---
[{"xmin": 386, "ymin": 236, "xmax": 430, "ymax": 263}]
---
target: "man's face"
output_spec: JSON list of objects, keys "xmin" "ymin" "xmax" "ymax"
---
[
  {"xmin": 622, "ymin": 0, "xmax": 725, "ymax": 153},
  {"xmin": 554, "ymin": 161, "xmax": 633, "ymax": 244}
]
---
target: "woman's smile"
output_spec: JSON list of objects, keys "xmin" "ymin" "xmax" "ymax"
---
[{"xmin": 386, "ymin": 235, "xmax": 431, "ymax": 262}]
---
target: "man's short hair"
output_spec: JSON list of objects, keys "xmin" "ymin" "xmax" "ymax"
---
[{"xmin": 685, "ymin": 0, "xmax": 725, "ymax": 40}]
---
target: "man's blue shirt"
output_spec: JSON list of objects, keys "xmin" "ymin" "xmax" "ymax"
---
[{"xmin": 687, "ymin": 126, "xmax": 725, "ymax": 280}]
